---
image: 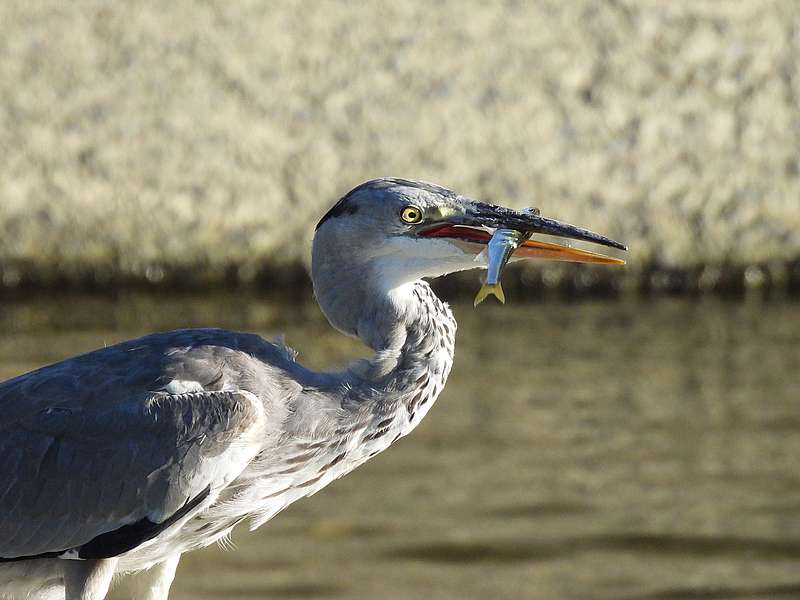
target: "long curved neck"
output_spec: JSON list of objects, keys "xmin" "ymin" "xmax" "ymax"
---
[
  {"xmin": 225, "ymin": 279, "xmax": 457, "ymax": 532},
  {"xmin": 313, "ymin": 256, "xmax": 456, "ymax": 418},
  {"xmin": 233, "ymin": 279, "xmax": 457, "ymax": 532},
  {"xmin": 349, "ymin": 281, "xmax": 455, "ymax": 383},
  {"xmin": 350, "ymin": 280, "xmax": 456, "ymax": 429}
]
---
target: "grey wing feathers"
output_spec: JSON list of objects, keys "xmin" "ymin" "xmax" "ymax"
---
[{"xmin": 0, "ymin": 329, "xmax": 274, "ymax": 559}]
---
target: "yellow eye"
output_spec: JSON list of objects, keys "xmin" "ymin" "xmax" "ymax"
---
[{"xmin": 400, "ymin": 205, "xmax": 423, "ymax": 224}]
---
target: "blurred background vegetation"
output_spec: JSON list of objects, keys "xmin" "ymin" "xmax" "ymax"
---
[{"xmin": 1, "ymin": 0, "xmax": 798, "ymax": 297}]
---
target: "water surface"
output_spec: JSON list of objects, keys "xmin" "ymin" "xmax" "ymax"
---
[{"xmin": 0, "ymin": 294, "xmax": 797, "ymax": 600}]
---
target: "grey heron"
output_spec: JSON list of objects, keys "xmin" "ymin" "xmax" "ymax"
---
[{"xmin": 0, "ymin": 178, "xmax": 625, "ymax": 600}]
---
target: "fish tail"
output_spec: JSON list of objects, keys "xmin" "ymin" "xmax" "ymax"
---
[{"xmin": 473, "ymin": 283, "xmax": 505, "ymax": 307}]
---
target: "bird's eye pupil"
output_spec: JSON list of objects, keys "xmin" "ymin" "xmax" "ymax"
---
[{"xmin": 401, "ymin": 206, "xmax": 422, "ymax": 223}]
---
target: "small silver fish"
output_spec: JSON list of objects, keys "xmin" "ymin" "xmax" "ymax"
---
[{"xmin": 474, "ymin": 227, "xmax": 531, "ymax": 306}]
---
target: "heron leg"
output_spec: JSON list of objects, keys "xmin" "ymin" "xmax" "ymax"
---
[
  {"xmin": 129, "ymin": 554, "xmax": 181, "ymax": 600},
  {"xmin": 62, "ymin": 558, "xmax": 117, "ymax": 600}
]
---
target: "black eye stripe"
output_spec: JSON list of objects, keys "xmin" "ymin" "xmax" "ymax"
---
[
  {"xmin": 315, "ymin": 196, "xmax": 359, "ymax": 230},
  {"xmin": 317, "ymin": 178, "xmax": 456, "ymax": 231}
]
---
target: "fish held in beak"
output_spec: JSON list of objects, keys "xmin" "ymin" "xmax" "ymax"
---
[
  {"xmin": 462, "ymin": 204, "xmax": 625, "ymax": 306},
  {"xmin": 418, "ymin": 200, "xmax": 627, "ymax": 305},
  {"xmin": 474, "ymin": 228, "xmax": 531, "ymax": 306}
]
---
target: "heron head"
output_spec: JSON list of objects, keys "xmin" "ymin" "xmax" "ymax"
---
[{"xmin": 313, "ymin": 177, "xmax": 625, "ymax": 289}]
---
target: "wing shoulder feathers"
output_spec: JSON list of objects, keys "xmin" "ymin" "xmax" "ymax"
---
[{"xmin": 0, "ymin": 388, "xmax": 266, "ymax": 560}]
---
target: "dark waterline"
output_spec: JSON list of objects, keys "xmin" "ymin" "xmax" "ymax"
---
[{"xmin": 1, "ymin": 259, "xmax": 800, "ymax": 301}]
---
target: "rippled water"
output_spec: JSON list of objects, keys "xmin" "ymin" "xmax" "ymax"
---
[{"xmin": 1, "ymin": 293, "xmax": 798, "ymax": 600}]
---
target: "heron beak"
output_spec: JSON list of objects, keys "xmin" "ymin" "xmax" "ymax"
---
[
  {"xmin": 513, "ymin": 237, "xmax": 625, "ymax": 265},
  {"xmin": 418, "ymin": 201, "xmax": 627, "ymax": 265}
]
